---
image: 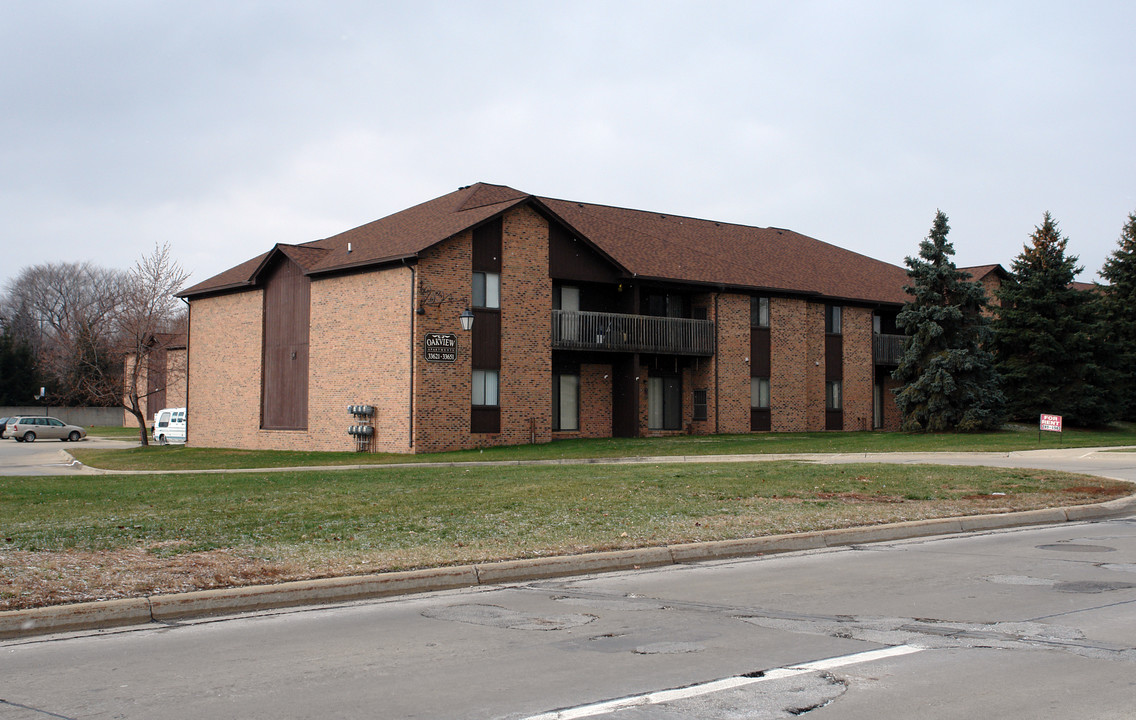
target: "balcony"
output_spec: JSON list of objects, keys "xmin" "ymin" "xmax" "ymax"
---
[
  {"xmin": 874, "ymin": 333, "xmax": 905, "ymax": 366},
  {"xmin": 551, "ymin": 310, "xmax": 715, "ymax": 356}
]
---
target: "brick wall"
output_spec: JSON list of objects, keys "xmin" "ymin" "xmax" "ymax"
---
[
  {"xmin": 122, "ymin": 353, "xmax": 143, "ymax": 427},
  {"xmin": 187, "ymin": 290, "xmax": 264, "ymax": 449},
  {"xmin": 167, "ymin": 348, "xmax": 187, "ymax": 412},
  {"xmin": 308, "ymin": 267, "xmax": 414, "ymax": 453},
  {"xmin": 187, "ymin": 264, "xmax": 415, "ymax": 452},
  {"xmin": 715, "ymin": 293, "xmax": 752, "ymax": 434},
  {"xmin": 122, "ymin": 348, "xmax": 188, "ymax": 428},
  {"xmin": 499, "ymin": 205, "xmax": 553, "ymax": 446},
  {"xmin": 770, "ymin": 297, "xmax": 810, "ymax": 432},
  {"xmin": 553, "ymin": 362, "xmax": 612, "ymax": 439},
  {"xmin": 413, "ymin": 205, "xmax": 552, "ymax": 452},
  {"xmin": 842, "ymin": 306, "xmax": 874, "ymax": 431},
  {"xmin": 806, "ymin": 302, "xmax": 827, "ymax": 430},
  {"xmin": 412, "ymin": 229, "xmax": 473, "ymax": 453}
]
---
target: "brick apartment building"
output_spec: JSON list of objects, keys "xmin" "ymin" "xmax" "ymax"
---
[
  {"xmin": 179, "ymin": 183, "xmax": 918, "ymax": 453},
  {"xmin": 123, "ymin": 332, "xmax": 188, "ymax": 428}
]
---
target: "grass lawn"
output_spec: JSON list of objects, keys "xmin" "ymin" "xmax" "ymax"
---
[
  {"xmin": 86, "ymin": 425, "xmax": 147, "ymax": 440},
  {"xmin": 70, "ymin": 423, "xmax": 1136, "ymax": 472},
  {"xmin": 0, "ymin": 460, "xmax": 1128, "ymax": 610}
]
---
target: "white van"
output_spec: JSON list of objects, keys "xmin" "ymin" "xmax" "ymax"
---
[{"xmin": 152, "ymin": 407, "xmax": 187, "ymax": 445}]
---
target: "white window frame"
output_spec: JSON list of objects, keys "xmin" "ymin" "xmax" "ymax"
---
[
  {"xmin": 750, "ymin": 377, "xmax": 770, "ymax": 409},
  {"xmin": 472, "ymin": 369, "xmax": 499, "ymax": 407},
  {"xmin": 473, "ymin": 272, "xmax": 500, "ymax": 309}
]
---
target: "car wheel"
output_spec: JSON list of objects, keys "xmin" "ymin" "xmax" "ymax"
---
[
  {"xmin": 158, "ymin": 435, "xmax": 168, "ymax": 445},
  {"xmin": 23, "ymin": 431, "xmax": 35, "ymax": 443},
  {"xmin": 68, "ymin": 431, "xmax": 81, "ymax": 442}
]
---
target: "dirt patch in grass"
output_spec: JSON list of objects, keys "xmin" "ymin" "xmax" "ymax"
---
[
  {"xmin": 0, "ymin": 546, "xmax": 301, "ymax": 610},
  {"xmin": 813, "ymin": 492, "xmax": 905, "ymax": 503}
]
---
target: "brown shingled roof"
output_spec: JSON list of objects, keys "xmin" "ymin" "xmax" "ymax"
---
[
  {"xmin": 181, "ymin": 182, "xmax": 910, "ymax": 305},
  {"xmin": 959, "ymin": 264, "xmax": 1007, "ymax": 281},
  {"xmin": 537, "ymin": 197, "xmax": 909, "ymax": 304}
]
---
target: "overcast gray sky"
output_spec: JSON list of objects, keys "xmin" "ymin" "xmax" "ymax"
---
[{"xmin": 3, "ymin": 1, "xmax": 1134, "ymax": 291}]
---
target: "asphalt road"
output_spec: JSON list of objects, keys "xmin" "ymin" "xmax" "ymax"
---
[
  {"xmin": 2, "ymin": 517, "xmax": 1135, "ymax": 719},
  {"xmin": 2, "ymin": 448, "xmax": 1135, "ymax": 719},
  {"xmin": 0, "ymin": 435, "xmax": 135, "ymax": 476}
]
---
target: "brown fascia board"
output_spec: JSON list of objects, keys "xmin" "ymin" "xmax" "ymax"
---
[
  {"xmin": 177, "ymin": 279, "xmax": 255, "ymax": 300},
  {"xmin": 628, "ymin": 273, "xmax": 904, "ymax": 309},
  {"xmin": 305, "ymin": 252, "xmax": 420, "ymax": 279}
]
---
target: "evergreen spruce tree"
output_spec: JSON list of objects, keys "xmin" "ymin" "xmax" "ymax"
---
[
  {"xmin": 1098, "ymin": 212, "xmax": 1136, "ymax": 420},
  {"xmin": 893, "ymin": 211, "xmax": 1004, "ymax": 432},
  {"xmin": 993, "ymin": 212, "xmax": 1114, "ymax": 426}
]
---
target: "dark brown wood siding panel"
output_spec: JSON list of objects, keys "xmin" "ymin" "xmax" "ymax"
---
[
  {"xmin": 751, "ymin": 408, "xmax": 771, "ymax": 431},
  {"xmin": 549, "ymin": 223, "xmax": 621, "ymax": 283},
  {"xmin": 611, "ymin": 353, "xmax": 640, "ymax": 438},
  {"xmin": 471, "ymin": 407, "xmax": 500, "ymax": 434},
  {"xmin": 147, "ymin": 347, "xmax": 167, "ymax": 411},
  {"xmin": 825, "ymin": 335, "xmax": 843, "ymax": 381},
  {"xmin": 751, "ymin": 328, "xmax": 771, "ymax": 377},
  {"xmin": 261, "ymin": 257, "xmax": 310, "ymax": 430},
  {"xmin": 826, "ymin": 409, "xmax": 843, "ymax": 430},
  {"xmin": 472, "ymin": 310, "xmax": 501, "ymax": 369},
  {"xmin": 472, "ymin": 218, "xmax": 502, "ymax": 272}
]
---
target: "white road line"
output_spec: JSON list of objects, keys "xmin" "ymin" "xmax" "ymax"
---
[{"xmin": 522, "ymin": 645, "xmax": 923, "ymax": 720}]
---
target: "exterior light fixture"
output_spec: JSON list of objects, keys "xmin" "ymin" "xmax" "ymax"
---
[{"xmin": 459, "ymin": 308, "xmax": 475, "ymax": 331}]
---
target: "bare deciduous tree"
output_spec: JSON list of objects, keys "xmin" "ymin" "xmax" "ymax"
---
[
  {"xmin": 116, "ymin": 243, "xmax": 190, "ymax": 445},
  {"xmin": 1, "ymin": 261, "xmax": 126, "ymax": 405}
]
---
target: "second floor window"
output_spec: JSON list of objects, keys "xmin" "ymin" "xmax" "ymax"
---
[
  {"xmin": 825, "ymin": 304, "xmax": 842, "ymax": 335},
  {"xmin": 751, "ymin": 297, "xmax": 770, "ymax": 328},
  {"xmin": 473, "ymin": 272, "xmax": 500, "ymax": 309}
]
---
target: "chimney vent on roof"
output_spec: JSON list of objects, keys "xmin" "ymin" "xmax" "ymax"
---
[{"xmin": 347, "ymin": 242, "xmax": 352, "ymax": 253}]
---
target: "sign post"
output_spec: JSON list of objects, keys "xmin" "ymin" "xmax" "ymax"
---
[{"xmin": 1039, "ymin": 413, "xmax": 1063, "ymax": 444}]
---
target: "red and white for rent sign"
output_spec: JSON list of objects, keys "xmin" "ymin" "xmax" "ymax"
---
[{"xmin": 1040, "ymin": 414, "xmax": 1063, "ymax": 432}]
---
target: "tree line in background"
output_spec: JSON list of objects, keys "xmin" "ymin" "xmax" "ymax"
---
[
  {"xmin": 895, "ymin": 210, "xmax": 1136, "ymax": 431},
  {"xmin": 0, "ymin": 244, "xmax": 188, "ymax": 440}
]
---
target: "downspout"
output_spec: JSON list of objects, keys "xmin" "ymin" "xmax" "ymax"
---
[
  {"xmin": 404, "ymin": 259, "xmax": 416, "ymax": 450},
  {"xmin": 180, "ymin": 296, "xmax": 191, "ymax": 446}
]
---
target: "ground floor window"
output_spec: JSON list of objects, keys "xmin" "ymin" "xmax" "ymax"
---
[
  {"xmin": 750, "ymin": 378, "xmax": 770, "ymax": 409},
  {"xmin": 692, "ymin": 389, "xmax": 708, "ymax": 421},
  {"xmin": 826, "ymin": 380, "xmax": 842, "ymax": 411},
  {"xmin": 873, "ymin": 383, "xmax": 883, "ymax": 428},
  {"xmin": 552, "ymin": 371, "xmax": 579, "ymax": 431},
  {"xmin": 648, "ymin": 375, "xmax": 682, "ymax": 430},
  {"xmin": 472, "ymin": 369, "xmax": 499, "ymax": 407}
]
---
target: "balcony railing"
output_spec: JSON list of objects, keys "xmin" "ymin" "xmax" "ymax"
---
[
  {"xmin": 552, "ymin": 310, "xmax": 715, "ymax": 356},
  {"xmin": 874, "ymin": 333, "xmax": 905, "ymax": 366}
]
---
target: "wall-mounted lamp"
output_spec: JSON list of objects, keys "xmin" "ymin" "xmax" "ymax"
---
[{"xmin": 459, "ymin": 308, "xmax": 475, "ymax": 331}]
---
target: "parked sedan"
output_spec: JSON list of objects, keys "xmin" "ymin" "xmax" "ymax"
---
[
  {"xmin": 0, "ymin": 417, "xmax": 8, "ymax": 439},
  {"xmin": 8, "ymin": 416, "xmax": 87, "ymax": 442}
]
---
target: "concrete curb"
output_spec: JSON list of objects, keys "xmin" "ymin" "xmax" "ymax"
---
[{"xmin": 4, "ymin": 493, "xmax": 1136, "ymax": 641}]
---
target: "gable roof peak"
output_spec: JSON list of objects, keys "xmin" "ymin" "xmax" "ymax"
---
[{"xmin": 457, "ymin": 182, "xmax": 529, "ymax": 211}]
